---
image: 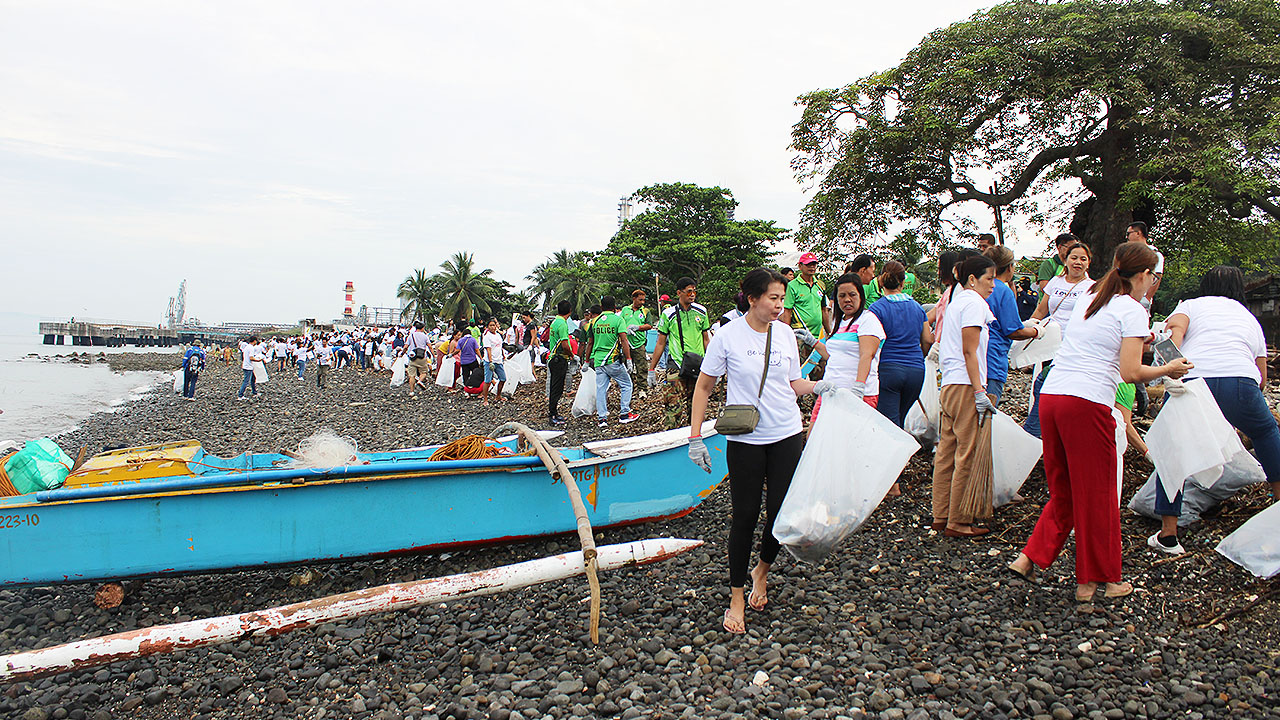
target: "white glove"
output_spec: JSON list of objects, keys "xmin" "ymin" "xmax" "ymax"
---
[
  {"xmin": 626, "ymin": 325, "xmax": 640, "ymax": 333},
  {"xmin": 849, "ymin": 381, "xmax": 866, "ymax": 398},
  {"xmin": 688, "ymin": 437, "xmax": 712, "ymax": 473},
  {"xmin": 647, "ymin": 370, "xmax": 657, "ymax": 387},
  {"xmin": 794, "ymin": 327, "xmax": 817, "ymax": 347},
  {"xmin": 1026, "ymin": 323, "xmax": 1041, "ymax": 339},
  {"xmin": 974, "ymin": 390, "xmax": 996, "ymax": 424},
  {"xmin": 812, "ymin": 380, "xmax": 838, "ymax": 396},
  {"xmin": 624, "ymin": 358, "xmax": 635, "ymax": 374},
  {"xmin": 1164, "ymin": 378, "xmax": 1188, "ymax": 396}
]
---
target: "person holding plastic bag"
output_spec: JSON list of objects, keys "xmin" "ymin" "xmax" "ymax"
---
[
  {"xmin": 687, "ymin": 268, "xmax": 832, "ymax": 635},
  {"xmin": 933, "ymin": 255, "xmax": 998, "ymax": 538},
  {"xmin": 868, "ymin": 262, "xmax": 934, "ymax": 427},
  {"xmin": 1008, "ymin": 243, "xmax": 1191, "ymax": 602},
  {"xmin": 982, "ymin": 246, "xmax": 1040, "ymax": 406},
  {"xmin": 1023, "ymin": 240, "xmax": 1095, "ymax": 437},
  {"xmin": 546, "ymin": 300, "xmax": 575, "ymax": 426},
  {"xmin": 1148, "ymin": 265, "xmax": 1280, "ymax": 555}
]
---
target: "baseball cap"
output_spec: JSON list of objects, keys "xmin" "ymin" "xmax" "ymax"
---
[
  {"xmin": 798, "ymin": 252, "xmax": 819, "ymax": 265},
  {"xmin": 660, "ymin": 294, "xmax": 670, "ymax": 301}
]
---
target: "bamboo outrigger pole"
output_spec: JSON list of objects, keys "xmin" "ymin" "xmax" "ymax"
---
[{"xmin": 490, "ymin": 422, "xmax": 602, "ymax": 643}]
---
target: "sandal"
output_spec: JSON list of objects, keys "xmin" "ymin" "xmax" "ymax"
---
[
  {"xmin": 1006, "ymin": 561, "xmax": 1036, "ymax": 582},
  {"xmin": 930, "ymin": 520, "xmax": 947, "ymax": 532},
  {"xmin": 1103, "ymin": 582, "xmax": 1134, "ymax": 599},
  {"xmin": 748, "ymin": 587, "xmax": 767, "ymax": 611},
  {"xmin": 944, "ymin": 526, "xmax": 990, "ymax": 538},
  {"xmin": 722, "ymin": 608, "xmax": 745, "ymax": 634}
]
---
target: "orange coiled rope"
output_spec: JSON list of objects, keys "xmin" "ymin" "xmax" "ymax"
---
[{"xmin": 428, "ymin": 435, "xmax": 522, "ymax": 462}]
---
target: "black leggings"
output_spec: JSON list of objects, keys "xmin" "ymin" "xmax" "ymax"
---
[
  {"xmin": 548, "ymin": 357, "xmax": 568, "ymax": 418},
  {"xmin": 725, "ymin": 433, "xmax": 804, "ymax": 588}
]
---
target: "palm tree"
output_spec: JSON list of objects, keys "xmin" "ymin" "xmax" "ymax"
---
[
  {"xmin": 397, "ymin": 269, "xmax": 437, "ymax": 322},
  {"xmin": 551, "ymin": 262, "xmax": 605, "ymax": 316},
  {"xmin": 431, "ymin": 252, "xmax": 497, "ymax": 323},
  {"xmin": 526, "ymin": 248, "xmax": 578, "ymax": 312}
]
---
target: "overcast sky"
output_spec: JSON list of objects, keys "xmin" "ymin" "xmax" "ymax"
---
[{"xmin": 2, "ymin": 0, "xmax": 1000, "ymax": 326}]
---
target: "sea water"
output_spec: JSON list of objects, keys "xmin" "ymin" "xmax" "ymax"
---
[{"xmin": 0, "ymin": 334, "xmax": 170, "ymax": 447}]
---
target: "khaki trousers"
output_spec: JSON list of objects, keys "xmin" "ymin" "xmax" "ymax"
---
[{"xmin": 933, "ymin": 384, "xmax": 981, "ymax": 525}]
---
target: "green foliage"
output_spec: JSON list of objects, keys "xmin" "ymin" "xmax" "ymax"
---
[
  {"xmin": 397, "ymin": 269, "xmax": 438, "ymax": 322},
  {"xmin": 791, "ymin": 0, "xmax": 1280, "ymax": 276},
  {"xmin": 430, "ymin": 252, "xmax": 499, "ymax": 323}
]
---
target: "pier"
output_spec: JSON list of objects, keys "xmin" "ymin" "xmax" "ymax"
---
[{"xmin": 39, "ymin": 321, "xmax": 256, "ymax": 348}]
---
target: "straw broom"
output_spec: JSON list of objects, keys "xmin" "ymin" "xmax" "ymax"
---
[{"xmin": 957, "ymin": 412, "xmax": 995, "ymax": 521}]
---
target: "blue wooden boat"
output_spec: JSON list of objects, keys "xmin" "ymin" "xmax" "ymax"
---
[{"xmin": 0, "ymin": 424, "xmax": 727, "ymax": 587}]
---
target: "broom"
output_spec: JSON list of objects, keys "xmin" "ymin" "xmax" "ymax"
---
[{"xmin": 957, "ymin": 412, "xmax": 995, "ymax": 521}]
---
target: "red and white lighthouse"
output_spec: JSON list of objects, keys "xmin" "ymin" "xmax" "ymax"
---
[{"xmin": 343, "ymin": 281, "xmax": 355, "ymax": 318}]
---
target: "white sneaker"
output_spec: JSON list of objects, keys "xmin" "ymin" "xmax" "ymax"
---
[{"xmin": 1147, "ymin": 531, "xmax": 1185, "ymax": 555}]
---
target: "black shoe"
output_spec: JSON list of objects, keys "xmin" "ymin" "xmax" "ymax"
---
[{"xmin": 551, "ymin": 416, "xmax": 566, "ymax": 426}]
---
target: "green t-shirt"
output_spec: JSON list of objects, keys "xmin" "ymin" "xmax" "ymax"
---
[
  {"xmin": 618, "ymin": 305, "xmax": 652, "ymax": 349},
  {"xmin": 784, "ymin": 277, "xmax": 827, "ymax": 335},
  {"xmin": 865, "ymin": 273, "xmax": 916, "ymax": 306},
  {"xmin": 1037, "ymin": 256, "xmax": 1065, "ymax": 289},
  {"xmin": 549, "ymin": 317, "xmax": 573, "ymax": 360},
  {"xmin": 903, "ymin": 272, "xmax": 917, "ymax": 297},
  {"xmin": 656, "ymin": 303, "xmax": 710, "ymax": 364},
  {"xmin": 588, "ymin": 311, "xmax": 626, "ymax": 366}
]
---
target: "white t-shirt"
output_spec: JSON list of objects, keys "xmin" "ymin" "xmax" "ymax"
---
[
  {"xmin": 1042, "ymin": 293, "xmax": 1150, "ymax": 406},
  {"xmin": 293, "ymin": 344, "xmax": 306, "ymax": 360},
  {"xmin": 482, "ymin": 331, "xmax": 506, "ymax": 364},
  {"xmin": 1043, "ymin": 275, "xmax": 1096, "ymax": 338},
  {"xmin": 239, "ymin": 341, "xmax": 256, "ymax": 370},
  {"xmin": 1170, "ymin": 296, "xmax": 1265, "ymax": 384},
  {"xmin": 1151, "ymin": 245, "xmax": 1165, "ymax": 275},
  {"xmin": 700, "ymin": 317, "xmax": 803, "ymax": 445},
  {"xmin": 939, "ymin": 289, "xmax": 995, "ymax": 387},
  {"xmin": 316, "ymin": 346, "xmax": 333, "ymax": 366},
  {"xmin": 823, "ymin": 312, "xmax": 885, "ymax": 395}
]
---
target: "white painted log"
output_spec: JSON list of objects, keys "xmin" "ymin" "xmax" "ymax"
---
[{"xmin": 0, "ymin": 537, "xmax": 702, "ymax": 682}]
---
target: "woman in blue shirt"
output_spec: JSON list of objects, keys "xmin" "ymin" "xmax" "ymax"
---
[
  {"xmin": 984, "ymin": 246, "xmax": 1041, "ymax": 405},
  {"xmin": 868, "ymin": 261, "xmax": 935, "ymax": 427}
]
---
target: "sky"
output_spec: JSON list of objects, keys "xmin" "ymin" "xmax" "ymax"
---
[{"xmin": 1, "ymin": 0, "xmax": 1000, "ymax": 327}]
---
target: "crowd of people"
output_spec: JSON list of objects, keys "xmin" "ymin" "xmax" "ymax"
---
[{"xmin": 684, "ymin": 227, "xmax": 1277, "ymax": 633}]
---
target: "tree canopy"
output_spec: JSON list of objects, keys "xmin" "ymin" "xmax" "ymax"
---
[{"xmin": 791, "ymin": 0, "xmax": 1280, "ymax": 276}]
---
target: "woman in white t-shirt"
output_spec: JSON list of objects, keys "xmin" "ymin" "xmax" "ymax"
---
[
  {"xmin": 933, "ymin": 255, "xmax": 998, "ymax": 538},
  {"xmin": 1009, "ymin": 243, "xmax": 1191, "ymax": 602},
  {"xmin": 1148, "ymin": 265, "xmax": 1279, "ymax": 554},
  {"xmin": 811, "ymin": 272, "xmax": 885, "ymax": 412},
  {"xmin": 688, "ymin": 268, "xmax": 833, "ymax": 635},
  {"xmin": 1023, "ymin": 242, "xmax": 1096, "ymax": 438},
  {"xmin": 481, "ymin": 318, "xmax": 508, "ymax": 405}
]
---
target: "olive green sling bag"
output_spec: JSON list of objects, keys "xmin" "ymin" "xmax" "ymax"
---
[{"xmin": 714, "ymin": 324, "xmax": 771, "ymax": 435}]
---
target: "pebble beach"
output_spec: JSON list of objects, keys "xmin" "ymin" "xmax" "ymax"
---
[{"xmin": 2, "ymin": 354, "xmax": 1278, "ymax": 720}]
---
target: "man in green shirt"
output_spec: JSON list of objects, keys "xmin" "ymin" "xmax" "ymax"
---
[
  {"xmin": 619, "ymin": 288, "xmax": 654, "ymax": 386},
  {"xmin": 547, "ymin": 300, "xmax": 574, "ymax": 426},
  {"xmin": 781, "ymin": 253, "xmax": 831, "ymax": 338},
  {"xmin": 1036, "ymin": 233, "xmax": 1075, "ymax": 293},
  {"xmin": 650, "ymin": 277, "xmax": 711, "ymax": 389},
  {"xmin": 585, "ymin": 296, "xmax": 637, "ymax": 426}
]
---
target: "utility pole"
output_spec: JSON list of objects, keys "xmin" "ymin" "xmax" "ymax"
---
[{"xmin": 990, "ymin": 183, "xmax": 1005, "ymax": 245}]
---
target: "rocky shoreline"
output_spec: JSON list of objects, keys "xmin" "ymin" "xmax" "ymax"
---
[{"xmin": 1, "ymin": 360, "xmax": 1276, "ymax": 720}]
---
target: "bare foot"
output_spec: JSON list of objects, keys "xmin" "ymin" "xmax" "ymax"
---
[
  {"xmin": 748, "ymin": 564, "xmax": 769, "ymax": 610},
  {"xmin": 724, "ymin": 591, "xmax": 746, "ymax": 634},
  {"xmin": 888, "ymin": 482, "xmax": 902, "ymax": 497}
]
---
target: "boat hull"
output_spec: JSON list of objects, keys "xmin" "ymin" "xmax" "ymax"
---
[{"xmin": 0, "ymin": 430, "xmax": 727, "ymax": 586}]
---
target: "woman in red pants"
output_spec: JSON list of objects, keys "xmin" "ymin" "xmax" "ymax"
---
[{"xmin": 1007, "ymin": 243, "xmax": 1191, "ymax": 602}]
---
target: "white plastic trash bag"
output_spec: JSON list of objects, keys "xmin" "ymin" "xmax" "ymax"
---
[
  {"xmin": 1217, "ymin": 502, "xmax": 1280, "ymax": 578},
  {"xmin": 1113, "ymin": 406, "xmax": 1127, "ymax": 502},
  {"xmin": 434, "ymin": 359, "xmax": 456, "ymax": 387},
  {"xmin": 773, "ymin": 389, "xmax": 920, "ymax": 563},
  {"xmin": 991, "ymin": 411, "xmax": 1042, "ymax": 507},
  {"xmin": 1129, "ymin": 450, "xmax": 1265, "ymax": 527},
  {"xmin": 252, "ymin": 361, "xmax": 269, "ymax": 384},
  {"xmin": 172, "ymin": 369, "xmax": 183, "ymax": 393},
  {"xmin": 389, "ymin": 355, "xmax": 408, "ymax": 387},
  {"xmin": 1145, "ymin": 378, "xmax": 1244, "ymax": 502},
  {"xmin": 506, "ymin": 349, "xmax": 536, "ymax": 386},
  {"xmin": 1008, "ymin": 321, "xmax": 1061, "ymax": 369},
  {"xmin": 904, "ymin": 358, "xmax": 940, "ymax": 446},
  {"xmin": 572, "ymin": 368, "xmax": 597, "ymax": 417}
]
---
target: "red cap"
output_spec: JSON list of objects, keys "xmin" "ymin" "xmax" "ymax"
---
[
  {"xmin": 660, "ymin": 294, "xmax": 670, "ymax": 301},
  {"xmin": 798, "ymin": 252, "xmax": 819, "ymax": 265}
]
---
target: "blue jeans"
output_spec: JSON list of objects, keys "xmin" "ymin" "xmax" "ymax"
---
[
  {"xmin": 297, "ymin": 359, "xmax": 306, "ymax": 378},
  {"xmin": 484, "ymin": 360, "xmax": 507, "ymax": 383},
  {"xmin": 238, "ymin": 369, "xmax": 256, "ymax": 397},
  {"xmin": 596, "ymin": 362, "xmax": 633, "ymax": 418},
  {"xmin": 1022, "ymin": 365, "xmax": 1051, "ymax": 438},
  {"xmin": 1155, "ymin": 376, "xmax": 1280, "ymax": 517},
  {"xmin": 877, "ymin": 362, "xmax": 925, "ymax": 428},
  {"xmin": 182, "ymin": 369, "xmax": 198, "ymax": 398},
  {"xmin": 987, "ymin": 378, "xmax": 1006, "ymax": 407}
]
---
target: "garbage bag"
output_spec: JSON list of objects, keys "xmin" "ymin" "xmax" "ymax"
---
[
  {"xmin": 1113, "ymin": 406, "xmax": 1127, "ymax": 502},
  {"xmin": 1217, "ymin": 501, "xmax": 1280, "ymax": 578},
  {"xmin": 3, "ymin": 438, "xmax": 73, "ymax": 494},
  {"xmin": 434, "ymin": 359, "xmax": 456, "ymax": 387},
  {"xmin": 571, "ymin": 368, "xmax": 597, "ymax": 418},
  {"xmin": 506, "ymin": 349, "xmax": 536, "ymax": 386},
  {"xmin": 991, "ymin": 411, "xmax": 1042, "ymax": 507},
  {"xmin": 252, "ymin": 361, "xmax": 269, "ymax": 384},
  {"xmin": 389, "ymin": 355, "xmax": 408, "ymax": 387},
  {"xmin": 904, "ymin": 358, "xmax": 940, "ymax": 446},
  {"xmin": 172, "ymin": 369, "xmax": 183, "ymax": 393},
  {"xmin": 1145, "ymin": 378, "xmax": 1244, "ymax": 502},
  {"xmin": 773, "ymin": 388, "xmax": 920, "ymax": 562},
  {"xmin": 1129, "ymin": 450, "xmax": 1266, "ymax": 527},
  {"xmin": 1008, "ymin": 321, "xmax": 1061, "ymax": 369}
]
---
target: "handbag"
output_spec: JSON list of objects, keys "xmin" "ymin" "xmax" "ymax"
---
[
  {"xmin": 715, "ymin": 324, "xmax": 772, "ymax": 435},
  {"xmin": 674, "ymin": 307, "xmax": 704, "ymax": 381}
]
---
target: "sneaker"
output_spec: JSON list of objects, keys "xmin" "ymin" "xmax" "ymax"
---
[
  {"xmin": 237, "ymin": 396, "xmax": 248, "ymax": 402},
  {"xmin": 550, "ymin": 416, "xmax": 566, "ymax": 426},
  {"xmin": 1147, "ymin": 531, "xmax": 1185, "ymax": 555},
  {"xmin": 598, "ymin": 419, "xmax": 609, "ymax": 428},
  {"xmin": 618, "ymin": 412, "xmax": 640, "ymax": 424}
]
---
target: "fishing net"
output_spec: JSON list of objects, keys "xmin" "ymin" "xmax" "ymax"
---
[{"xmin": 290, "ymin": 429, "xmax": 359, "ymax": 468}]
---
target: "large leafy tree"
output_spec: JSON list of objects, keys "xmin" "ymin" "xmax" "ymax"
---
[
  {"xmin": 397, "ymin": 269, "xmax": 438, "ymax": 322},
  {"xmin": 430, "ymin": 252, "xmax": 498, "ymax": 323},
  {"xmin": 605, "ymin": 183, "xmax": 784, "ymax": 314},
  {"xmin": 791, "ymin": 0, "xmax": 1280, "ymax": 276}
]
